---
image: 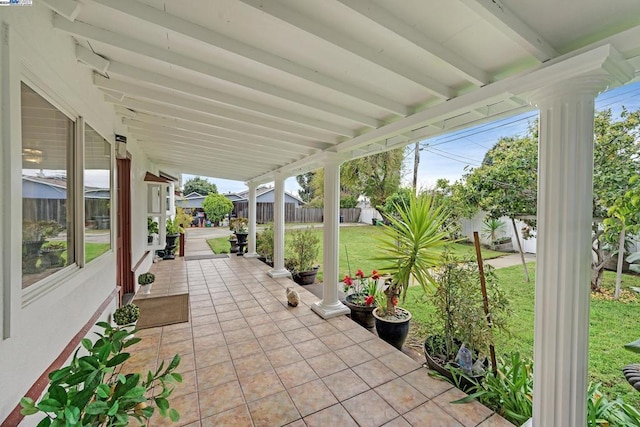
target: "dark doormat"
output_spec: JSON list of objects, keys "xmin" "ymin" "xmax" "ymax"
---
[
  {"xmin": 136, "ymin": 293, "xmax": 189, "ymax": 330},
  {"xmin": 184, "ymin": 254, "xmax": 229, "ymax": 261}
]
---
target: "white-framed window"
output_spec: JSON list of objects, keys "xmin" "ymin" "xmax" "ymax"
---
[
  {"xmin": 84, "ymin": 124, "xmax": 112, "ymax": 263},
  {"xmin": 21, "ymin": 82, "xmax": 75, "ymax": 289}
]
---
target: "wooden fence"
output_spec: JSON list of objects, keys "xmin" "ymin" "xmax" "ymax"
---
[{"xmin": 233, "ymin": 201, "xmax": 360, "ymax": 224}]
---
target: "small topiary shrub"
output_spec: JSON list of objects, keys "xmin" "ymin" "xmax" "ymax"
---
[
  {"xmin": 113, "ymin": 303, "xmax": 140, "ymax": 326},
  {"xmin": 138, "ymin": 272, "xmax": 155, "ymax": 285}
]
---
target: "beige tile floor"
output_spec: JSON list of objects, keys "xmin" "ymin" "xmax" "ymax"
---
[{"xmin": 125, "ymin": 256, "xmax": 513, "ymax": 427}]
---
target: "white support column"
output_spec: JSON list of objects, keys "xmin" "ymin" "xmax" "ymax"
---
[
  {"xmin": 268, "ymin": 173, "xmax": 290, "ymax": 278},
  {"xmin": 311, "ymin": 154, "xmax": 349, "ymax": 319},
  {"xmin": 244, "ymin": 182, "xmax": 258, "ymax": 258},
  {"xmin": 529, "ymin": 77, "xmax": 619, "ymax": 426}
]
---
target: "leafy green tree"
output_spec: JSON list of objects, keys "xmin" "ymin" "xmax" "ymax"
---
[
  {"xmin": 202, "ymin": 193, "xmax": 233, "ymax": 225},
  {"xmin": 183, "ymin": 176, "xmax": 217, "ymax": 195},
  {"xmin": 462, "ymin": 109, "xmax": 640, "ymax": 291},
  {"xmin": 295, "ymin": 172, "xmax": 316, "ymax": 203}
]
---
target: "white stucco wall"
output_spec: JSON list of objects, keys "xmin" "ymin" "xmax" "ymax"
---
[
  {"xmin": 460, "ymin": 211, "xmax": 538, "ymax": 253},
  {"xmin": 0, "ymin": 4, "xmax": 153, "ymax": 422}
]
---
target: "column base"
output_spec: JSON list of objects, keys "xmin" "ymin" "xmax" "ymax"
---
[
  {"xmin": 268, "ymin": 268, "xmax": 291, "ymax": 278},
  {"xmin": 311, "ymin": 300, "xmax": 350, "ymax": 319},
  {"xmin": 244, "ymin": 252, "xmax": 258, "ymax": 258}
]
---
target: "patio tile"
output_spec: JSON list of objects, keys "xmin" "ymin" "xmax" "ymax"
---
[
  {"xmin": 307, "ymin": 352, "xmax": 348, "ymax": 378},
  {"xmin": 232, "ymin": 352, "xmax": 273, "ymax": 378},
  {"xmin": 257, "ymin": 331, "xmax": 291, "ymax": 350},
  {"xmin": 342, "ymin": 325, "xmax": 377, "ymax": 343},
  {"xmin": 245, "ymin": 313, "xmax": 273, "ymax": 327},
  {"xmin": 197, "ymin": 360, "xmax": 237, "ymax": 390},
  {"xmin": 158, "ymin": 338, "xmax": 194, "ymax": 360},
  {"xmin": 240, "ymin": 306, "xmax": 266, "ymax": 317},
  {"xmin": 193, "ymin": 332, "xmax": 227, "ymax": 353},
  {"xmin": 275, "ymin": 360, "xmax": 319, "ymax": 389},
  {"xmin": 321, "ymin": 368, "xmax": 370, "ymax": 401},
  {"xmin": 375, "ymin": 378, "xmax": 428, "ymax": 414},
  {"xmin": 293, "ymin": 338, "xmax": 331, "ymax": 359},
  {"xmin": 308, "ymin": 322, "xmax": 339, "ymax": 337},
  {"xmin": 201, "ymin": 404, "xmax": 253, "ymax": 427},
  {"xmin": 478, "ymin": 414, "xmax": 517, "ymax": 426},
  {"xmin": 277, "ymin": 317, "xmax": 305, "ymax": 332},
  {"xmin": 248, "ymin": 390, "xmax": 301, "ymax": 427},
  {"xmin": 172, "ymin": 369, "xmax": 197, "ymax": 398},
  {"xmin": 303, "ymin": 403, "xmax": 358, "ymax": 427},
  {"xmin": 298, "ymin": 313, "xmax": 326, "ymax": 327},
  {"xmin": 191, "ymin": 313, "xmax": 219, "ymax": 326},
  {"xmin": 265, "ymin": 346, "xmax": 304, "ymax": 368},
  {"xmin": 320, "ymin": 331, "xmax": 357, "ymax": 351},
  {"xmin": 250, "ymin": 321, "xmax": 281, "ymax": 337},
  {"xmin": 149, "ymin": 391, "xmax": 200, "ymax": 426},
  {"xmin": 191, "ymin": 323, "xmax": 222, "ymax": 338},
  {"xmin": 198, "ymin": 379, "xmax": 245, "ymax": 418},
  {"xmin": 378, "ymin": 350, "xmax": 423, "ymax": 376},
  {"xmin": 361, "ymin": 337, "xmax": 397, "ymax": 358},
  {"xmin": 216, "ymin": 310, "xmax": 245, "ymax": 321},
  {"xmin": 342, "ymin": 389, "xmax": 399, "ymax": 426},
  {"xmin": 403, "ymin": 401, "xmax": 463, "ymax": 427},
  {"xmin": 285, "ymin": 327, "xmax": 318, "ymax": 344},
  {"xmin": 239, "ymin": 369, "xmax": 285, "ymax": 402},
  {"xmin": 383, "ymin": 417, "xmax": 412, "ymax": 426},
  {"xmin": 352, "ymin": 358, "xmax": 398, "ymax": 388},
  {"xmin": 402, "ymin": 368, "xmax": 453, "ymax": 399},
  {"xmin": 222, "ymin": 327, "xmax": 256, "ymax": 343},
  {"xmin": 289, "ymin": 379, "xmax": 338, "ymax": 417},
  {"xmin": 433, "ymin": 387, "xmax": 494, "ymax": 427},
  {"xmin": 227, "ymin": 338, "xmax": 263, "ymax": 359},
  {"xmin": 161, "ymin": 327, "xmax": 193, "ymax": 346},
  {"xmin": 334, "ymin": 343, "xmax": 375, "ymax": 366}
]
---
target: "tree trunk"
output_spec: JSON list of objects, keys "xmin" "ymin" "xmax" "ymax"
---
[
  {"xmin": 615, "ymin": 226, "xmax": 625, "ymax": 300},
  {"xmin": 511, "ymin": 218, "xmax": 530, "ymax": 283},
  {"xmin": 591, "ymin": 229, "xmax": 609, "ymax": 292}
]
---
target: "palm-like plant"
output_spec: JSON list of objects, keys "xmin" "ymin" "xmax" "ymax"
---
[{"xmin": 376, "ymin": 191, "xmax": 451, "ymax": 316}]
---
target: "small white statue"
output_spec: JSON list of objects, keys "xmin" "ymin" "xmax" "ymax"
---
[{"xmin": 286, "ymin": 287, "xmax": 299, "ymax": 307}]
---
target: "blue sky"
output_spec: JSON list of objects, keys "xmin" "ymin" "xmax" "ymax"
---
[{"xmin": 184, "ymin": 81, "xmax": 640, "ymax": 195}]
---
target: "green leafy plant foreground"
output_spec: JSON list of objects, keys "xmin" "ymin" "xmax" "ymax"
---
[{"xmin": 20, "ymin": 321, "xmax": 182, "ymax": 426}]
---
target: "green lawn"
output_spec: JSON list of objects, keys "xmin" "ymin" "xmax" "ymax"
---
[
  {"xmin": 402, "ymin": 263, "xmax": 640, "ymax": 406},
  {"xmin": 207, "ymin": 225, "xmax": 506, "ymax": 281}
]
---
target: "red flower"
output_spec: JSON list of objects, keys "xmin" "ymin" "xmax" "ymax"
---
[
  {"xmin": 371, "ymin": 270, "xmax": 380, "ymax": 280},
  {"xmin": 391, "ymin": 296, "xmax": 399, "ymax": 306},
  {"xmin": 365, "ymin": 295, "xmax": 375, "ymax": 306},
  {"xmin": 355, "ymin": 269, "xmax": 365, "ymax": 279},
  {"xmin": 343, "ymin": 275, "xmax": 353, "ymax": 286}
]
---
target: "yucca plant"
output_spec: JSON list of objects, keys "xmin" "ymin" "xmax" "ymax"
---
[{"xmin": 375, "ymin": 190, "xmax": 451, "ymax": 316}]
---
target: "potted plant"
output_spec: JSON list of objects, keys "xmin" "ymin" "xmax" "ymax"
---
[
  {"xmin": 228, "ymin": 233, "xmax": 239, "ymax": 254},
  {"xmin": 113, "ymin": 303, "xmax": 140, "ymax": 326},
  {"xmin": 22, "ymin": 220, "xmax": 64, "ymax": 273},
  {"xmin": 231, "ymin": 217, "xmax": 249, "ymax": 250},
  {"xmin": 287, "ymin": 227, "xmax": 320, "ymax": 285},
  {"xmin": 20, "ymin": 321, "xmax": 181, "ymax": 425},
  {"xmin": 40, "ymin": 241, "xmax": 66, "ymax": 268},
  {"xmin": 423, "ymin": 251, "xmax": 510, "ymax": 389},
  {"xmin": 342, "ymin": 269, "xmax": 380, "ymax": 329},
  {"xmin": 163, "ymin": 217, "xmax": 183, "ymax": 260},
  {"xmin": 374, "ymin": 191, "xmax": 450, "ymax": 350},
  {"xmin": 147, "ymin": 217, "xmax": 159, "ymax": 244},
  {"xmin": 138, "ymin": 272, "xmax": 155, "ymax": 295}
]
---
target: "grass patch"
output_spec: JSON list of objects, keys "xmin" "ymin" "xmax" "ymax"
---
[
  {"xmin": 86, "ymin": 243, "xmax": 111, "ymax": 263},
  {"xmin": 207, "ymin": 225, "xmax": 507, "ymax": 282},
  {"xmin": 403, "ymin": 262, "xmax": 640, "ymax": 406}
]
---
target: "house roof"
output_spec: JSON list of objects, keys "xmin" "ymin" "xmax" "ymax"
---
[
  {"xmin": 46, "ymin": 0, "xmax": 640, "ymax": 185},
  {"xmin": 236, "ymin": 187, "xmax": 305, "ymax": 204}
]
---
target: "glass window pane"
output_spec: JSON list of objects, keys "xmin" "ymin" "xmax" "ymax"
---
[
  {"xmin": 84, "ymin": 124, "xmax": 111, "ymax": 262},
  {"xmin": 21, "ymin": 83, "xmax": 74, "ymax": 289}
]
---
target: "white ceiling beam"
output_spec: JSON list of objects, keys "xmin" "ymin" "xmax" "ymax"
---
[
  {"xmin": 123, "ymin": 114, "xmax": 314, "ymax": 156},
  {"xmin": 40, "ymin": 0, "xmax": 81, "ymax": 21},
  {"xmin": 75, "ymin": 44, "xmax": 110, "ymax": 73},
  {"xmin": 124, "ymin": 119, "xmax": 307, "ymax": 160},
  {"xmin": 239, "ymin": 0, "xmax": 454, "ymax": 99},
  {"xmin": 93, "ymin": 74, "xmax": 354, "ymax": 140},
  {"xmin": 337, "ymin": 0, "xmax": 490, "ymax": 86},
  {"xmin": 105, "ymin": 61, "xmax": 347, "ymax": 137},
  {"xmin": 53, "ymin": 15, "xmax": 379, "ymax": 128},
  {"xmin": 110, "ymin": 96, "xmax": 337, "ymax": 147},
  {"xmin": 133, "ymin": 133, "xmax": 286, "ymax": 167},
  {"xmin": 143, "ymin": 154, "xmax": 253, "ymax": 181},
  {"xmin": 91, "ymin": 0, "xmax": 408, "ymax": 116},
  {"xmin": 460, "ymin": 0, "xmax": 558, "ymax": 62}
]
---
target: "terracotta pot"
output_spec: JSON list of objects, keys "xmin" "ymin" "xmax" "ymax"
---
[
  {"xmin": 344, "ymin": 294, "xmax": 376, "ymax": 329},
  {"xmin": 372, "ymin": 307, "xmax": 411, "ymax": 350}
]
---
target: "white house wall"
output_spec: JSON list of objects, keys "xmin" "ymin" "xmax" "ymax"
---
[
  {"xmin": 460, "ymin": 211, "xmax": 538, "ymax": 254},
  {"xmin": 0, "ymin": 4, "xmax": 153, "ymax": 422}
]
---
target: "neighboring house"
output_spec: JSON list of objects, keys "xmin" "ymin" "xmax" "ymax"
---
[{"xmin": 236, "ymin": 186, "xmax": 305, "ymax": 208}]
